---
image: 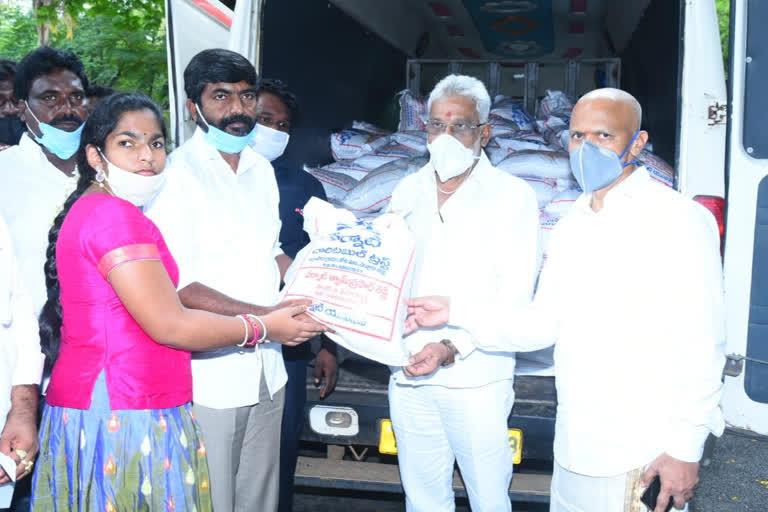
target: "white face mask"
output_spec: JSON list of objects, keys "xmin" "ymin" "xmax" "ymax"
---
[
  {"xmin": 98, "ymin": 150, "xmax": 166, "ymax": 207},
  {"xmin": 250, "ymin": 123, "xmax": 290, "ymax": 161},
  {"xmin": 426, "ymin": 134, "xmax": 480, "ymax": 182}
]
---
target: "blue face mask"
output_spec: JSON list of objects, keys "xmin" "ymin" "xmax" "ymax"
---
[
  {"xmin": 24, "ymin": 101, "xmax": 84, "ymax": 160},
  {"xmin": 195, "ymin": 104, "xmax": 257, "ymax": 154},
  {"xmin": 569, "ymin": 131, "xmax": 640, "ymax": 194}
]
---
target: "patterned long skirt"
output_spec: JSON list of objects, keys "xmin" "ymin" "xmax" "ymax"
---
[{"xmin": 30, "ymin": 373, "xmax": 212, "ymax": 511}]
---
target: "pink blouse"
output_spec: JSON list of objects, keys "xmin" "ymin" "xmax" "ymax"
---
[{"xmin": 45, "ymin": 194, "xmax": 192, "ymax": 410}]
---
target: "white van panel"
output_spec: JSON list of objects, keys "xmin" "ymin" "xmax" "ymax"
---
[
  {"xmin": 165, "ymin": 0, "xmax": 233, "ymax": 146},
  {"xmin": 676, "ymin": 0, "xmax": 727, "ymax": 199},
  {"xmin": 721, "ymin": 0, "xmax": 768, "ymax": 435}
]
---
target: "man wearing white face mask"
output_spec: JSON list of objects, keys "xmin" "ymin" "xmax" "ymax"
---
[
  {"xmin": 248, "ymin": 78, "xmax": 340, "ymax": 512},
  {"xmin": 384, "ymin": 74, "xmax": 540, "ymax": 512},
  {"xmin": 404, "ymin": 88, "xmax": 726, "ymax": 512},
  {"xmin": 0, "ymin": 47, "xmax": 89, "ymax": 318}
]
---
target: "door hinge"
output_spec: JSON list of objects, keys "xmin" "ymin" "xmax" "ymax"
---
[
  {"xmin": 708, "ymin": 102, "xmax": 727, "ymax": 126},
  {"xmin": 723, "ymin": 353, "xmax": 768, "ymax": 378}
]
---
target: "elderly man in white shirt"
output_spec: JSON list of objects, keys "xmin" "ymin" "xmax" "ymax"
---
[
  {"xmin": 146, "ymin": 49, "xmax": 325, "ymax": 512},
  {"xmin": 0, "ymin": 47, "xmax": 89, "ymax": 319},
  {"xmin": 386, "ymin": 74, "xmax": 540, "ymax": 512},
  {"xmin": 0, "ymin": 213, "xmax": 44, "ymax": 508},
  {"xmin": 405, "ymin": 88, "xmax": 726, "ymax": 512}
]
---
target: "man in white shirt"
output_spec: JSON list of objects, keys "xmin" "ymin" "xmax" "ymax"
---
[
  {"xmin": 0, "ymin": 47, "xmax": 89, "ymax": 317},
  {"xmin": 0, "ymin": 213, "xmax": 44, "ymax": 508},
  {"xmin": 146, "ymin": 49, "xmax": 325, "ymax": 512},
  {"xmin": 405, "ymin": 88, "xmax": 726, "ymax": 512},
  {"xmin": 386, "ymin": 74, "xmax": 540, "ymax": 512}
]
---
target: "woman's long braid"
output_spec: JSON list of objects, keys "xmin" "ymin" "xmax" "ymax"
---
[{"xmin": 38, "ymin": 169, "xmax": 94, "ymax": 375}]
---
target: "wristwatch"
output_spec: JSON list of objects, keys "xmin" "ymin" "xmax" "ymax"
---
[{"xmin": 439, "ymin": 339, "xmax": 457, "ymax": 367}]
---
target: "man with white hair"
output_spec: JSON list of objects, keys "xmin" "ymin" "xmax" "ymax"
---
[
  {"xmin": 386, "ymin": 74, "xmax": 540, "ymax": 511},
  {"xmin": 404, "ymin": 88, "xmax": 726, "ymax": 511}
]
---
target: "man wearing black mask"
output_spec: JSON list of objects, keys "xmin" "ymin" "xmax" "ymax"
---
[{"xmin": 0, "ymin": 59, "xmax": 24, "ymax": 150}]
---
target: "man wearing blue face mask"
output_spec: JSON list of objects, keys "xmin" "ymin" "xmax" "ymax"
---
[
  {"xmin": 146, "ymin": 49, "xmax": 326, "ymax": 512},
  {"xmin": 249, "ymin": 78, "xmax": 339, "ymax": 512},
  {"xmin": 0, "ymin": 47, "xmax": 89, "ymax": 318},
  {"xmin": 404, "ymin": 88, "xmax": 726, "ymax": 512}
]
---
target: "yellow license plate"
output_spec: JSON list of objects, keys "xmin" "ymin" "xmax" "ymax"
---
[{"xmin": 378, "ymin": 419, "xmax": 523, "ymax": 464}]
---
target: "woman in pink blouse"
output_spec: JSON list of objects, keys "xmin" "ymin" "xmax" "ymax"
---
[{"xmin": 30, "ymin": 92, "xmax": 326, "ymax": 512}]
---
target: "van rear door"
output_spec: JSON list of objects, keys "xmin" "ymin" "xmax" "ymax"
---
[
  {"xmin": 722, "ymin": 0, "xmax": 768, "ymax": 435},
  {"xmin": 164, "ymin": 0, "xmax": 233, "ymax": 146}
]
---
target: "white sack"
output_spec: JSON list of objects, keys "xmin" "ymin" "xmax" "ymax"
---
[
  {"xmin": 282, "ymin": 198, "xmax": 415, "ymax": 366},
  {"xmin": 398, "ymin": 89, "xmax": 427, "ymax": 132},
  {"xmin": 544, "ymin": 187, "xmax": 582, "ymax": 217},
  {"xmin": 496, "ymin": 150, "xmax": 573, "ymax": 181},
  {"xmin": 342, "ymin": 156, "xmax": 429, "ymax": 215},
  {"xmin": 331, "ymin": 129, "xmax": 389, "ymax": 161},
  {"xmin": 304, "ymin": 166, "xmax": 359, "ymax": 201}
]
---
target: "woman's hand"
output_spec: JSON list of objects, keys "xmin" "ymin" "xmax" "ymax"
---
[{"xmin": 261, "ymin": 305, "xmax": 328, "ymax": 346}]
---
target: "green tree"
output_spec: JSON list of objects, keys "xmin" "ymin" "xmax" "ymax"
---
[
  {"xmin": 716, "ymin": 0, "xmax": 730, "ymax": 70},
  {"xmin": 0, "ymin": 1, "xmax": 168, "ymax": 107},
  {"xmin": 0, "ymin": 5, "xmax": 38, "ymax": 61}
]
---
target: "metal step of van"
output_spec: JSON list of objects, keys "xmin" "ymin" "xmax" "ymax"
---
[{"xmin": 294, "ymin": 456, "xmax": 551, "ymax": 503}]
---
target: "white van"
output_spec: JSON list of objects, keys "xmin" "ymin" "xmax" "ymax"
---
[{"xmin": 164, "ymin": 0, "xmax": 766, "ymax": 502}]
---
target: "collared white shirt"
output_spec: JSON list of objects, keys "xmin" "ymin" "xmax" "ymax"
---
[
  {"xmin": 388, "ymin": 151, "xmax": 540, "ymax": 388},
  {"xmin": 0, "ymin": 213, "xmax": 44, "ymax": 433},
  {"xmin": 455, "ymin": 167, "xmax": 726, "ymax": 476},
  {"xmin": 146, "ymin": 128, "xmax": 286, "ymax": 409},
  {"xmin": 0, "ymin": 134, "xmax": 79, "ymax": 316}
]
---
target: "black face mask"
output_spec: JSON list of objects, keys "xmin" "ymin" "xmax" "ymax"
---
[{"xmin": 0, "ymin": 115, "xmax": 25, "ymax": 146}]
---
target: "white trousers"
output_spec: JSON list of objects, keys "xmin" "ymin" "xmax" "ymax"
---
[
  {"xmin": 550, "ymin": 461, "xmax": 688, "ymax": 512},
  {"xmin": 389, "ymin": 378, "xmax": 516, "ymax": 512}
]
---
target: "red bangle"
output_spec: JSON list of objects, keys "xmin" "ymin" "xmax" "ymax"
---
[{"xmin": 242, "ymin": 314, "xmax": 261, "ymax": 347}]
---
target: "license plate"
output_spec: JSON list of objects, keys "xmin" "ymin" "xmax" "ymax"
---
[{"xmin": 378, "ymin": 419, "xmax": 523, "ymax": 464}]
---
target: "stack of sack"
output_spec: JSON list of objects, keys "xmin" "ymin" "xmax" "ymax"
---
[{"xmin": 304, "ymin": 89, "xmax": 675, "ymax": 271}]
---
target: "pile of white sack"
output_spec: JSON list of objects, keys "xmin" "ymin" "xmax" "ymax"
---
[{"xmin": 304, "ymin": 89, "xmax": 675, "ymax": 272}]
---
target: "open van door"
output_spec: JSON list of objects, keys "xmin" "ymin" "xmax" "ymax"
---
[{"xmin": 721, "ymin": 0, "xmax": 768, "ymax": 435}]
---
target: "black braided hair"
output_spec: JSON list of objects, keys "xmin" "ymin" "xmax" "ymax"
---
[{"xmin": 38, "ymin": 92, "xmax": 167, "ymax": 375}]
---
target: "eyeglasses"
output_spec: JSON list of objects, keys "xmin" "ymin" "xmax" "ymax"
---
[{"xmin": 424, "ymin": 119, "xmax": 485, "ymax": 138}]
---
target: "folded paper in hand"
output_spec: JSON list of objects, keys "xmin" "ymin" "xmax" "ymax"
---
[
  {"xmin": 0, "ymin": 451, "xmax": 17, "ymax": 508},
  {"xmin": 282, "ymin": 198, "xmax": 415, "ymax": 365}
]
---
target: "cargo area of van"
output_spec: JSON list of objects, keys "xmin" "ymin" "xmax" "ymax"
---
[{"xmin": 256, "ymin": 0, "xmax": 684, "ymax": 172}]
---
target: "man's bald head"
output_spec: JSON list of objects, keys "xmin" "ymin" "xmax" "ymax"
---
[
  {"xmin": 568, "ymin": 87, "xmax": 648, "ymax": 173},
  {"xmin": 577, "ymin": 88, "xmax": 642, "ymax": 131}
]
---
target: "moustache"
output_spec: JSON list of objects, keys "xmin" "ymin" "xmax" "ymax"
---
[
  {"xmin": 50, "ymin": 114, "xmax": 84, "ymax": 127},
  {"xmin": 217, "ymin": 114, "xmax": 255, "ymax": 135}
]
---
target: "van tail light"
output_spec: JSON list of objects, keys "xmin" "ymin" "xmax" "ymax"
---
[{"xmin": 693, "ymin": 195, "xmax": 725, "ymax": 255}]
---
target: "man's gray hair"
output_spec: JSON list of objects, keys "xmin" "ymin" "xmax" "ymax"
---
[
  {"xmin": 427, "ymin": 74, "xmax": 491, "ymax": 123},
  {"xmin": 579, "ymin": 88, "xmax": 643, "ymax": 129}
]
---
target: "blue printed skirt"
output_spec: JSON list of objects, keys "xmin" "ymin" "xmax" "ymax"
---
[{"xmin": 30, "ymin": 373, "xmax": 212, "ymax": 511}]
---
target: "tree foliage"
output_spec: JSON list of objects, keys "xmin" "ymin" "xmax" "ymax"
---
[
  {"xmin": 716, "ymin": 0, "xmax": 730, "ymax": 70},
  {"xmin": 0, "ymin": 1, "xmax": 168, "ymax": 107}
]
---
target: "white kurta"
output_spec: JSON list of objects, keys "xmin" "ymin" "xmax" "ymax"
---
[
  {"xmin": 0, "ymin": 213, "xmax": 44, "ymax": 437},
  {"xmin": 388, "ymin": 151, "xmax": 541, "ymax": 388},
  {"xmin": 145, "ymin": 128, "xmax": 286, "ymax": 408},
  {"xmin": 0, "ymin": 134, "xmax": 79, "ymax": 316},
  {"xmin": 457, "ymin": 167, "xmax": 726, "ymax": 477}
]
